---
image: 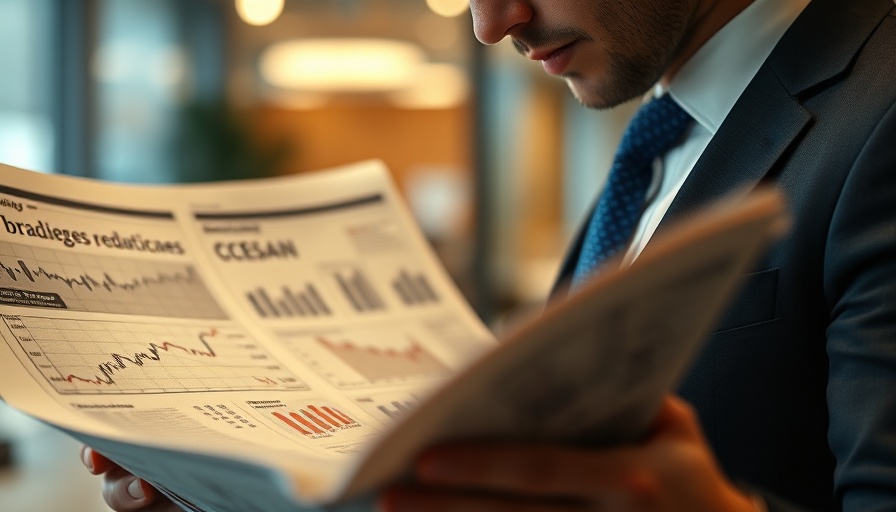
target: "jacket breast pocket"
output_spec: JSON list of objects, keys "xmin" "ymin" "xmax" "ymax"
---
[{"xmin": 711, "ymin": 268, "xmax": 779, "ymax": 334}]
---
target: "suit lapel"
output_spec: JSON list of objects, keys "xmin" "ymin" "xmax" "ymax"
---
[
  {"xmin": 657, "ymin": 68, "xmax": 811, "ymax": 229},
  {"xmin": 552, "ymin": 67, "xmax": 813, "ymax": 298},
  {"xmin": 658, "ymin": 0, "xmax": 894, "ymax": 228},
  {"xmin": 770, "ymin": 0, "xmax": 895, "ymax": 97},
  {"xmin": 549, "ymin": 210, "xmax": 588, "ymax": 299},
  {"xmin": 550, "ymin": 0, "xmax": 895, "ymax": 297},
  {"xmin": 552, "ymin": 72, "xmax": 812, "ymax": 299}
]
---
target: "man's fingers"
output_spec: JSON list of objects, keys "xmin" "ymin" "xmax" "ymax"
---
[
  {"xmin": 380, "ymin": 485, "xmax": 590, "ymax": 512},
  {"xmin": 81, "ymin": 446, "xmax": 179, "ymax": 512},
  {"xmin": 102, "ymin": 473, "xmax": 181, "ymax": 512},
  {"xmin": 648, "ymin": 394, "xmax": 702, "ymax": 441},
  {"xmin": 81, "ymin": 445, "xmax": 119, "ymax": 475},
  {"xmin": 415, "ymin": 443, "xmax": 654, "ymax": 498},
  {"xmin": 101, "ymin": 465, "xmax": 174, "ymax": 512},
  {"xmin": 101, "ymin": 466, "xmax": 155, "ymax": 511}
]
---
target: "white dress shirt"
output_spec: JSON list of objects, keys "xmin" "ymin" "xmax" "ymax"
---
[{"xmin": 622, "ymin": 0, "xmax": 811, "ymax": 265}]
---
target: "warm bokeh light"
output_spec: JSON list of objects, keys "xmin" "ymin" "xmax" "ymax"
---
[
  {"xmin": 260, "ymin": 39, "xmax": 426, "ymax": 92},
  {"xmin": 235, "ymin": 0, "xmax": 284, "ymax": 26},
  {"xmin": 265, "ymin": 91, "xmax": 331, "ymax": 110},
  {"xmin": 425, "ymin": 0, "xmax": 470, "ymax": 18},
  {"xmin": 389, "ymin": 63, "xmax": 469, "ymax": 109},
  {"xmin": 415, "ymin": 12, "xmax": 461, "ymax": 50}
]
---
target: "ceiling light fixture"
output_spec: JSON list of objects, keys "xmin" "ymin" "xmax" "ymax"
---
[
  {"xmin": 388, "ymin": 63, "xmax": 470, "ymax": 109},
  {"xmin": 235, "ymin": 0, "xmax": 284, "ymax": 26},
  {"xmin": 259, "ymin": 39, "xmax": 426, "ymax": 92},
  {"xmin": 425, "ymin": 0, "xmax": 470, "ymax": 18}
]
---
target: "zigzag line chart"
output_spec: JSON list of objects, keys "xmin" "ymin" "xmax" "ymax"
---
[
  {"xmin": 0, "ymin": 241, "xmax": 227, "ymax": 319},
  {"xmin": 3, "ymin": 315, "xmax": 308, "ymax": 394}
]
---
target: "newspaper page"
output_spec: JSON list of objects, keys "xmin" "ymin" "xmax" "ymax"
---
[
  {"xmin": 0, "ymin": 160, "xmax": 496, "ymax": 510},
  {"xmin": 0, "ymin": 159, "xmax": 786, "ymax": 512},
  {"xmin": 341, "ymin": 187, "xmax": 787, "ymax": 498}
]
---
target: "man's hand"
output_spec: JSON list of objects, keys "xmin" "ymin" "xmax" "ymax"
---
[
  {"xmin": 80, "ymin": 446, "xmax": 181, "ymax": 512},
  {"xmin": 380, "ymin": 395, "xmax": 762, "ymax": 512}
]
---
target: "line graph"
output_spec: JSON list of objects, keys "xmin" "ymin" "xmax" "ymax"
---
[
  {"xmin": 317, "ymin": 336, "xmax": 449, "ymax": 381},
  {"xmin": 282, "ymin": 329, "xmax": 451, "ymax": 388},
  {"xmin": 3, "ymin": 315, "xmax": 308, "ymax": 394},
  {"xmin": 63, "ymin": 329, "xmax": 218, "ymax": 386},
  {"xmin": 0, "ymin": 241, "xmax": 227, "ymax": 319}
]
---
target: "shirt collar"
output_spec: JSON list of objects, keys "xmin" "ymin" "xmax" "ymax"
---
[{"xmin": 661, "ymin": 0, "xmax": 811, "ymax": 135}]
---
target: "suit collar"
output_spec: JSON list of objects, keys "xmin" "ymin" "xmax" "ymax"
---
[
  {"xmin": 668, "ymin": 0, "xmax": 810, "ymax": 136},
  {"xmin": 656, "ymin": 65, "xmax": 812, "ymax": 229},
  {"xmin": 657, "ymin": 0, "xmax": 893, "ymax": 229},
  {"xmin": 552, "ymin": 0, "xmax": 894, "ymax": 296},
  {"xmin": 771, "ymin": 0, "xmax": 896, "ymax": 97}
]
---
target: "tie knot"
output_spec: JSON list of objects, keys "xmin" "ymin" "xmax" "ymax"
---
[{"xmin": 617, "ymin": 94, "xmax": 692, "ymax": 167}]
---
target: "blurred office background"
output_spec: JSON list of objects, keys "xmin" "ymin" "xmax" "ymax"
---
[{"xmin": 0, "ymin": 1, "xmax": 635, "ymax": 510}]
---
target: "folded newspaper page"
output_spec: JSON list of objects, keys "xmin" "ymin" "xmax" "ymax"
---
[{"xmin": 0, "ymin": 160, "xmax": 786, "ymax": 512}]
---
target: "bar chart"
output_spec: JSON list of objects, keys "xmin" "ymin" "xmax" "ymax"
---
[
  {"xmin": 271, "ymin": 405, "xmax": 360, "ymax": 438},
  {"xmin": 332, "ymin": 268, "xmax": 385, "ymax": 313},
  {"xmin": 377, "ymin": 400, "xmax": 415, "ymax": 420},
  {"xmin": 353, "ymin": 393, "xmax": 420, "ymax": 422},
  {"xmin": 391, "ymin": 269, "xmax": 439, "ymax": 306},
  {"xmin": 245, "ymin": 283, "xmax": 332, "ymax": 318}
]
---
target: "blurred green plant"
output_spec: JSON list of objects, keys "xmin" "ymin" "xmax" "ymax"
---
[{"xmin": 173, "ymin": 100, "xmax": 290, "ymax": 182}]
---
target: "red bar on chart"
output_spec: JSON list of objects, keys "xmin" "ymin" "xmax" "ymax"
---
[
  {"xmin": 289, "ymin": 412, "xmax": 324, "ymax": 434},
  {"xmin": 323, "ymin": 406, "xmax": 355, "ymax": 425},
  {"xmin": 272, "ymin": 412, "xmax": 312, "ymax": 435},
  {"xmin": 300, "ymin": 409, "xmax": 332, "ymax": 431},
  {"xmin": 309, "ymin": 405, "xmax": 342, "ymax": 427}
]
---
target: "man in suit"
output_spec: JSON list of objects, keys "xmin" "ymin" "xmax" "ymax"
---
[
  {"xmin": 377, "ymin": 0, "xmax": 896, "ymax": 510},
  {"xmin": 87, "ymin": 0, "xmax": 896, "ymax": 510}
]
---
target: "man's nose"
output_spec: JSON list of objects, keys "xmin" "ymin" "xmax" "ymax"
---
[{"xmin": 469, "ymin": 0, "xmax": 534, "ymax": 45}]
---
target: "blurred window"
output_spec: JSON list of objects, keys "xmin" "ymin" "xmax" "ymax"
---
[
  {"xmin": 94, "ymin": 0, "xmax": 182, "ymax": 182},
  {"xmin": 0, "ymin": 0, "xmax": 55, "ymax": 173}
]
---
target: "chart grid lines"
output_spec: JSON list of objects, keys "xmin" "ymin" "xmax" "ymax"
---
[
  {"xmin": 3, "ymin": 315, "xmax": 308, "ymax": 394},
  {"xmin": 316, "ymin": 336, "xmax": 449, "ymax": 382}
]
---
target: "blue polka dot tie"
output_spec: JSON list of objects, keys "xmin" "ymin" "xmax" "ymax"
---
[{"xmin": 572, "ymin": 94, "xmax": 692, "ymax": 287}]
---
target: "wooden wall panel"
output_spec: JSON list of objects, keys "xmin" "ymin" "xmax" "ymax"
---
[{"xmin": 252, "ymin": 104, "xmax": 471, "ymax": 192}]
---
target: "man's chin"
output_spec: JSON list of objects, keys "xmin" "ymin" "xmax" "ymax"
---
[
  {"xmin": 566, "ymin": 81, "xmax": 617, "ymax": 111},
  {"xmin": 565, "ymin": 77, "xmax": 649, "ymax": 111}
]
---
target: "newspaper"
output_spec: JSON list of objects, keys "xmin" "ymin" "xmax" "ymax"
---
[{"xmin": 0, "ymin": 160, "xmax": 787, "ymax": 511}]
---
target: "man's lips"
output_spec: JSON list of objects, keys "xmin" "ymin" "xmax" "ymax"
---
[{"xmin": 530, "ymin": 41, "xmax": 578, "ymax": 75}]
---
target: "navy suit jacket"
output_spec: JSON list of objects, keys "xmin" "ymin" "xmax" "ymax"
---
[{"xmin": 552, "ymin": 0, "xmax": 896, "ymax": 510}]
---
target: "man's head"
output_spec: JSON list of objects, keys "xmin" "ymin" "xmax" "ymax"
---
[{"xmin": 469, "ymin": 0, "xmax": 704, "ymax": 109}]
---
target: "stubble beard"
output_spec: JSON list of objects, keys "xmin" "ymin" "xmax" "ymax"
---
[
  {"xmin": 566, "ymin": 46, "xmax": 667, "ymax": 109},
  {"xmin": 563, "ymin": 0, "xmax": 696, "ymax": 110}
]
